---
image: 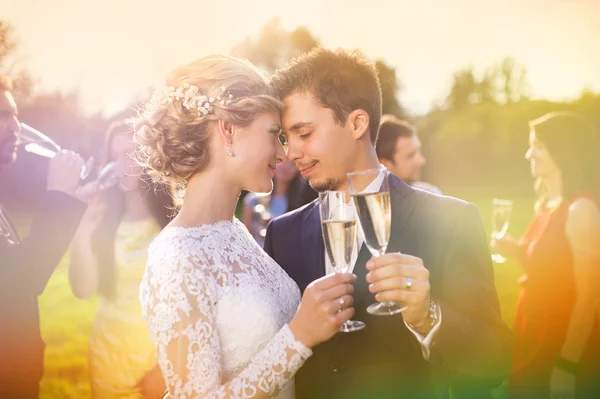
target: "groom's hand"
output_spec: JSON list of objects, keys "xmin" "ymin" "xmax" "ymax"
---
[{"xmin": 366, "ymin": 252, "xmax": 430, "ymax": 326}]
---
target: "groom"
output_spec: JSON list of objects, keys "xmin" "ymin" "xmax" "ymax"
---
[
  {"xmin": 0, "ymin": 75, "xmax": 87, "ymax": 398},
  {"xmin": 264, "ymin": 49, "xmax": 514, "ymax": 399}
]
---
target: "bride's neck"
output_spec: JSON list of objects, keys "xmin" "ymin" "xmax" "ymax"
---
[{"xmin": 175, "ymin": 166, "xmax": 241, "ymax": 227}]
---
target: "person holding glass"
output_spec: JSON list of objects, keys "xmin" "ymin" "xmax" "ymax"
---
[
  {"xmin": 135, "ymin": 55, "xmax": 358, "ymax": 399},
  {"xmin": 242, "ymin": 161, "xmax": 303, "ymax": 246},
  {"xmin": 318, "ymin": 190, "xmax": 365, "ymax": 333},
  {"xmin": 69, "ymin": 120, "xmax": 174, "ymax": 398},
  {"xmin": 264, "ymin": 49, "xmax": 513, "ymax": 399},
  {"xmin": 0, "ymin": 75, "xmax": 88, "ymax": 398},
  {"xmin": 492, "ymin": 112, "xmax": 600, "ymax": 399}
]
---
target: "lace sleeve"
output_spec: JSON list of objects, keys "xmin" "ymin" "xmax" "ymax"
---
[{"xmin": 140, "ymin": 238, "xmax": 312, "ymax": 399}]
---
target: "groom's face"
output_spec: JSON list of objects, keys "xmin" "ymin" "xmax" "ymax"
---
[{"xmin": 281, "ymin": 92, "xmax": 355, "ymax": 192}]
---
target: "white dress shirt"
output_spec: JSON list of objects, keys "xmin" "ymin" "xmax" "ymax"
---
[{"xmin": 323, "ymin": 170, "xmax": 441, "ymax": 360}]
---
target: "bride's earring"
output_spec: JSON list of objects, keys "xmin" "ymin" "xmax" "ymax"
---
[{"xmin": 225, "ymin": 129, "xmax": 234, "ymax": 157}]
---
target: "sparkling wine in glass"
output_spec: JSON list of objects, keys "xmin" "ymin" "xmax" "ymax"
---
[
  {"xmin": 491, "ymin": 199, "xmax": 513, "ymax": 263},
  {"xmin": 319, "ymin": 191, "xmax": 365, "ymax": 332},
  {"xmin": 347, "ymin": 167, "xmax": 407, "ymax": 316},
  {"xmin": 19, "ymin": 123, "xmax": 94, "ymax": 180}
]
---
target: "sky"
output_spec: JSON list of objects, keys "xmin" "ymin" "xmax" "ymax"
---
[{"xmin": 3, "ymin": 0, "xmax": 600, "ymax": 115}]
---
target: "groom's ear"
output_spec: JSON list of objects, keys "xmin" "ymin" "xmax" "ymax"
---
[
  {"xmin": 216, "ymin": 120, "xmax": 234, "ymax": 143},
  {"xmin": 348, "ymin": 109, "xmax": 370, "ymax": 140}
]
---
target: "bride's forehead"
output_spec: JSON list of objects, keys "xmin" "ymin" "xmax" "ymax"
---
[{"xmin": 247, "ymin": 113, "xmax": 281, "ymax": 129}]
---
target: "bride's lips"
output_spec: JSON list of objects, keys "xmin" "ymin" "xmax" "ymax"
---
[
  {"xmin": 268, "ymin": 164, "xmax": 276, "ymax": 177},
  {"xmin": 298, "ymin": 161, "xmax": 318, "ymax": 177}
]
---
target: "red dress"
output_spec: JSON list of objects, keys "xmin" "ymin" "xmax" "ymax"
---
[{"xmin": 507, "ymin": 195, "xmax": 600, "ymax": 398}]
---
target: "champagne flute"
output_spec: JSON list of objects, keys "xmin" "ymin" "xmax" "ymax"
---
[
  {"xmin": 74, "ymin": 161, "xmax": 123, "ymax": 202},
  {"xmin": 490, "ymin": 199, "xmax": 513, "ymax": 263},
  {"xmin": 347, "ymin": 166, "xmax": 406, "ymax": 316},
  {"xmin": 96, "ymin": 161, "xmax": 122, "ymax": 191},
  {"xmin": 319, "ymin": 190, "xmax": 365, "ymax": 332},
  {"xmin": 19, "ymin": 123, "xmax": 94, "ymax": 180}
]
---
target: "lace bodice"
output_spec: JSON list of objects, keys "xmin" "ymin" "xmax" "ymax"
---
[{"xmin": 140, "ymin": 218, "xmax": 312, "ymax": 399}]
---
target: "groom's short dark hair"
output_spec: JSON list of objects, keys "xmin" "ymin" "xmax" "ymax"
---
[{"xmin": 272, "ymin": 48, "xmax": 382, "ymax": 144}]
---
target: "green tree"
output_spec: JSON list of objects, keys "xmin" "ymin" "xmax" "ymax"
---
[
  {"xmin": 0, "ymin": 20, "xmax": 34, "ymax": 101},
  {"xmin": 0, "ymin": 20, "xmax": 18, "ymax": 66},
  {"xmin": 375, "ymin": 59, "xmax": 405, "ymax": 118},
  {"xmin": 446, "ymin": 67, "xmax": 480, "ymax": 109},
  {"xmin": 231, "ymin": 18, "xmax": 319, "ymax": 73},
  {"xmin": 445, "ymin": 58, "xmax": 530, "ymax": 110},
  {"xmin": 496, "ymin": 57, "xmax": 529, "ymax": 104},
  {"xmin": 233, "ymin": 20, "xmax": 406, "ymax": 120}
]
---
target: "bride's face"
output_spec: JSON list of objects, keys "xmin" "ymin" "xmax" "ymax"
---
[{"xmin": 232, "ymin": 111, "xmax": 286, "ymax": 194}]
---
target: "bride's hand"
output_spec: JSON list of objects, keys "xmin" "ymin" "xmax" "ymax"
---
[{"xmin": 289, "ymin": 273, "xmax": 357, "ymax": 348}]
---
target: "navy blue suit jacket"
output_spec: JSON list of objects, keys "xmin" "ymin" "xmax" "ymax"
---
[
  {"xmin": 264, "ymin": 175, "xmax": 513, "ymax": 399},
  {"xmin": 0, "ymin": 191, "xmax": 86, "ymax": 397}
]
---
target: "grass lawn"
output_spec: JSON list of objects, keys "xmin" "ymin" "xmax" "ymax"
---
[
  {"xmin": 35, "ymin": 189, "xmax": 535, "ymax": 398},
  {"xmin": 38, "ymin": 255, "xmax": 97, "ymax": 399}
]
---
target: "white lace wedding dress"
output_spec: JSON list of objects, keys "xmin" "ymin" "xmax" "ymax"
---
[{"xmin": 139, "ymin": 219, "xmax": 312, "ymax": 399}]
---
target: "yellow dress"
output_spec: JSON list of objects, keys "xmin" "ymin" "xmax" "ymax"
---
[{"xmin": 89, "ymin": 218, "xmax": 161, "ymax": 398}]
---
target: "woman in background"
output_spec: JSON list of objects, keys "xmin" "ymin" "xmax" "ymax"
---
[
  {"xmin": 493, "ymin": 112, "xmax": 600, "ymax": 399},
  {"xmin": 69, "ymin": 120, "xmax": 173, "ymax": 398},
  {"xmin": 242, "ymin": 161, "xmax": 316, "ymax": 246}
]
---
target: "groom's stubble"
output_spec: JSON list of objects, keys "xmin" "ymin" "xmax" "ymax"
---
[{"xmin": 309, "ymin": 176, "xmax": 346, "ymax": 193}]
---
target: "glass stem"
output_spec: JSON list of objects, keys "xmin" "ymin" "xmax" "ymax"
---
[{"xmin": 374, "ymin": 248, "xmax": 393, "ymax": 307}]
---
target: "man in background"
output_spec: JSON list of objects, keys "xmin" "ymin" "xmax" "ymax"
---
[
  {"xmin": 376, "ymin": 114, "xmax": 442, "ymax": 194},
  {"xmin": 0, "ymin": 74, "xmax": 87, "ymax": 398}
]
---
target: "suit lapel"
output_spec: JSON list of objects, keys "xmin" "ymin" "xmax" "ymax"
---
[
  {"xmin": 352, "ymin": 244, "xmax": 374, "ymax": 312},
  {"xmin": 386, "ymin": 175, "xmax": 417, "ymax": 255},
  {"xmin": 301, "ymin": 201, "xmax": 326, "ymax": 283}
]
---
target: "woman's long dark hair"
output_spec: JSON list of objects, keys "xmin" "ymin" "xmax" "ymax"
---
[
  {"xmin": 529, "ymin": 112, "xmax": 600, "ymax": 209},
  {"xmin": 92, "ymin": 121, "xmax": 174, "ymax": 299}
]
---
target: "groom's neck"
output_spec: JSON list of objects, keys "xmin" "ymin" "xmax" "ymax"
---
[{"xmin": 349, "ymin": 144, "xmax": 381, "ymax": 173}]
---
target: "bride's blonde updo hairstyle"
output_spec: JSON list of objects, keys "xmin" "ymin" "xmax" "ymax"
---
[{"xmin": 134, "ymin": 55, "xmax": 282, "ymax": 187}]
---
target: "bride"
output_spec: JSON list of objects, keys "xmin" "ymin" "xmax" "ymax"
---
[{"xmin": 136, "ymin": 55, "xmax": 356, "ymax": 399}]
